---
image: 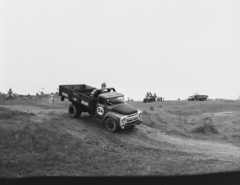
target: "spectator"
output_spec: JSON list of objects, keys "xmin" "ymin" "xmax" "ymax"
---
[
  {"xmin": 8, "ymin": 88, "xmax": 13, "ymax": 96},
  {"xmin": 49, "ymin": 93, "xmax": 54, "ymax": 103}
]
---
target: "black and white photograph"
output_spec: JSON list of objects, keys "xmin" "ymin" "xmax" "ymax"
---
[{"xmin": 0, "ymin": 0, "xmax": 240, "ymax": 184}]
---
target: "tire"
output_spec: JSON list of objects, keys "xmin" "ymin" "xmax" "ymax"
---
[
  {"xmin": 105, "ymin": 118, "xmax": 118, "ymax": 132},
  {"xmin": 68, "ymin": 104, "xmax": 81, "ymax": 118}
]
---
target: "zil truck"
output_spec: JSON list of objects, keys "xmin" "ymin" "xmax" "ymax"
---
[
  {"xmin": 187, "ymin": 93, "xmax": 208, "ymax": 101},
  {"xmin": 59, "ymin": 84, "xmax": 142, "ymax": 132}
]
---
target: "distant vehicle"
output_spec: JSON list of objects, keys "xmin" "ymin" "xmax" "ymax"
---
[
  {"xmin": 143, "ymin": 92, "xmax": 157, "ymax": 103},
  {"xmin": 187, "ymin": 93, "xmax": 208, "ymax": 101},
  {"xmin": 143, "ymin": 96, "xmax": 156, "ymax": 103},
  {"xmin": 59, "ymin": 84, "xmax": 142, "ymax": 132}
]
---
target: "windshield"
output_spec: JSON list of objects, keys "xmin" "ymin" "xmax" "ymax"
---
[{"xmin": 106, "ymin": 96, "xmax": 124, "ymax": 106}]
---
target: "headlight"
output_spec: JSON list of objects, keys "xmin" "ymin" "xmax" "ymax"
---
[
  {"xmin": 122, "ymin": 118, "xmax": 127, "ymax": 124},
  {"xmin": 139, "ymin": 113, "xmax": 142, "ymax": 119}
]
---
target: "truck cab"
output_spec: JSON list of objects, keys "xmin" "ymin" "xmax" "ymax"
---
[{"xmin": 95, "ymin": 92, "xmax": 142, "ymax": 131}]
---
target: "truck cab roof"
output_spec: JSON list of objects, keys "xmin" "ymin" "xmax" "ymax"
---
[{"xmin": 99, "ymin": 92, "xmax": 123, "ymax": 99}]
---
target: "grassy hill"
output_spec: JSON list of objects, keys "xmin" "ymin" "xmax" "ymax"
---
[
  {"xmin": 129, "ymin": 100, "xmax": 240, "ymax": 144},
  {"xmin": 1, "ymin": 98, "xmax": 240, "ymax": 177}
]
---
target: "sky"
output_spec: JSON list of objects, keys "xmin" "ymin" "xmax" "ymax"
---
[{"xmin": 0, "ymin": 0, "xmax": 240, "ymax": 101}]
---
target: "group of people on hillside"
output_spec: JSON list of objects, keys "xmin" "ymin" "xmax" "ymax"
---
[
  {"xmin": 6, "ymin": 88, "xmax": 55, "ymax": 103},
  {"xmin": 145, "ymin": 91, "xmax": 164, "ymax": 101},
  {"xmin": 157, "ymin": 97, "xmax": 164, "ymax": 101},
  {"xmin": 146, "ymin": 92, "xmax": 157, "ymax": 98}
]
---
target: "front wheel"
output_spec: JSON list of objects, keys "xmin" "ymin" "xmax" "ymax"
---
[
  {"xmin": 68, "ymin": 104, "xmax": 81, "ymax": 118},
  {"xmin": 105, "ymin": 118, "xmax": 118, "ymax": 132}
]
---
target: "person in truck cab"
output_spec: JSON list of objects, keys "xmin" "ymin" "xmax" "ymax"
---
[
  {"xmin": 90, "ymin": 82, "xmax": 108, "ymax": 97},
  {"xmin": 100, "ymin": 82, "xmax": 107, "ymax": 93}
]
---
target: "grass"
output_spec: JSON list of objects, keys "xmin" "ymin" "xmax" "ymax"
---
[
  {"xmin": 149, "ymin": 106, "xmax": 154, "ymax": 111},
  {"xmin": 0, "ymin": 104, "xmax": 162, "ymax": 177},
  {"xmin": 135, "ymin": 100, "xmax": 240, "ymax": 145},
  {"xmin": 1, "ymin": 98, "xmax": 240, "ymax": 177},
  {"xmin": 0, "ymin": 107, "xmax": 148, "ymax": 177},
  {"xmin": 191, "ymin": 117, "xmax": 220, "ymax": 134},
  {"xmin": 0, "ymin": 96, "xmax": 69, "ymax": 110}
]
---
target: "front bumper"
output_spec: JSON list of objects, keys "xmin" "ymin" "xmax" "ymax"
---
[{"xmin": 122, "ymin": 119, "xmax": 142, "ymax": 128}]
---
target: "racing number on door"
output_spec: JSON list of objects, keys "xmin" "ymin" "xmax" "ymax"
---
[{"xmin": 97, "ymin": 106, "xmax": 104, "ymax": 115}]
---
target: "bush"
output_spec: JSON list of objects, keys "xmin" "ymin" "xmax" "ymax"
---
[
  {"xmin": 191, "ymin": 117, "xmax": 219, "ymax": 134},
  {"xmin": 150, "ymin": 106, "xmax": 154, "ymax": 111}
]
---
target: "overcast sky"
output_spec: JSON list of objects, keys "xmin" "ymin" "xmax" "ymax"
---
[{"xmin": 0, "ymin": 0, "xmax": 239, "ymax": 100}]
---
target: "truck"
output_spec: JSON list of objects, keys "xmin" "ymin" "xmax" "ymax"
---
[
  {"xmin": 187, "ymin": 93, "xmax": 208, "ymax": 101},
  {"xmin": 143, "ymin": 92, "xmax": 158, "ymax": 103},
  {"xmin": 59, "ymin": 84, "xmax": 143, "ymax": 132},
  {"xmin": 143, "ymin": 96, "xmax": 156, "ymax": 103}
]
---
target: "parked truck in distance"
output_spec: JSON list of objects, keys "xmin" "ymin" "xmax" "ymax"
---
[
  {"xmin": 187, "ymin": 93, "xmax": 208, "ymax": 101},
  {"xmin": 59, "ymin": 84, "xmax": 142, "ymax": 132},
  {"xmin": 143, "ymin": 96, "xmax": 156, "ymax": 103},
  {"xmin": 143, "ymin": 92, "xmax": 157, "ymax": 103}
]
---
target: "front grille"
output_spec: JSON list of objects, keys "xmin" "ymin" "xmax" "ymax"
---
[
  {"xmin": 126, "ymin": 114, "xmax": 138, "ymax": 123},
  {"xmin": 125, "ymin": 120, "xmax": 140, "ymax": 126}
]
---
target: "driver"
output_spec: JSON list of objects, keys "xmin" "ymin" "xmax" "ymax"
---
[
  {"xmin": 100, "ymin": 82, "xmax": 108, "ymax": 93},
  {"xmin": 90, "ymin": 82, "xmax": 108, "ymax": 97}
]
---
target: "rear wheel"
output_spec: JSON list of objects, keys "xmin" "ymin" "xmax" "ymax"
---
[
  {"xmin": 68, "ymin": 104, "xmax": 81, "ymax": 118},
  {"xmin": 105, "ymin": 118, "xmax": 118, "ymax": 132}
]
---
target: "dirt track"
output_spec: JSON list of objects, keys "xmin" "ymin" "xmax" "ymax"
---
[{"xmin": 3, "ymin": 104, "xmax": 240, "ymax": 166}]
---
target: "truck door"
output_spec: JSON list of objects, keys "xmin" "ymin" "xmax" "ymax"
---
[{"xmin": 96, "ymin": 97, "xmax": 107, "ymax": 119}]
